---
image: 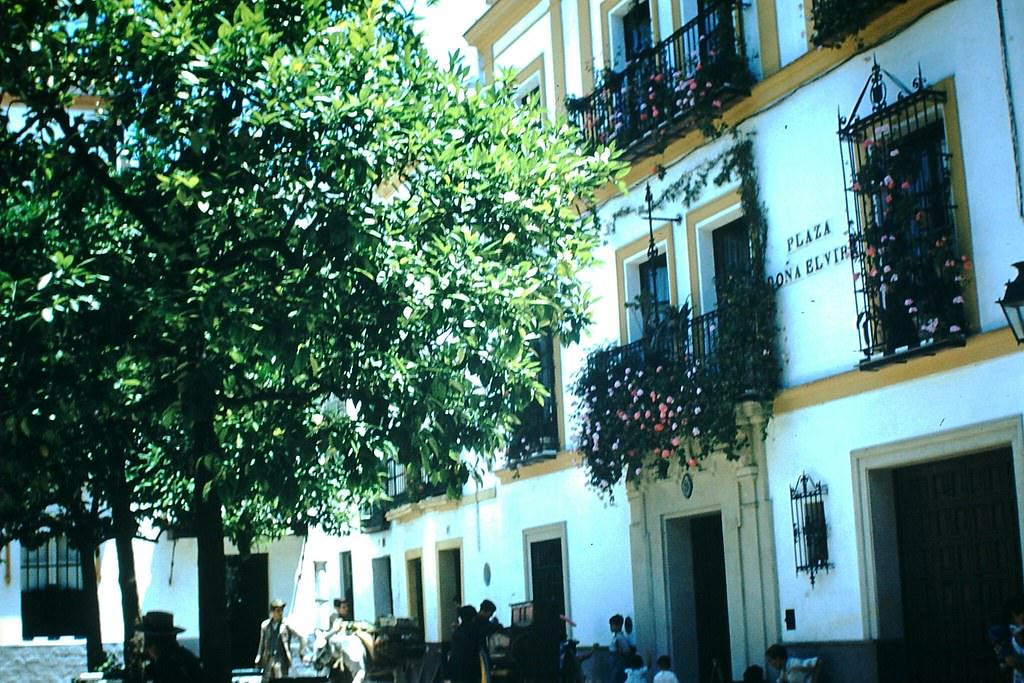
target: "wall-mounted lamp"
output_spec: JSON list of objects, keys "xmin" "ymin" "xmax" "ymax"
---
[{"xmin": 997, "ymin": 261, "xmax": 1024, "ymax": 344}]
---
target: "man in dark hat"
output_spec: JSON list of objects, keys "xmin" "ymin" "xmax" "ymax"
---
[
  {"xmin": 137, "ymin": 611, "xmax": 203, "ymax": 683},
  {"xmin": 255, "ymin": 598, "xmax": 306, "ymax": 681}
]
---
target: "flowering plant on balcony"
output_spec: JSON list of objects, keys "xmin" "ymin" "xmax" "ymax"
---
[
  {"xmin": 851, "ymin": 130, "xmax": 970, "ymax": 349},
  {"xmin": 811, "ymin": 0, "xmax": 905, "ymax": 47},
  {"xmin": 574, "ymin": 277, "xmax": 778, "ymax": 496}
]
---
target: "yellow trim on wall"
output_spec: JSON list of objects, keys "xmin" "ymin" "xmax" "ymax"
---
[
  {"xmin": 935, "ymin": 76, "xmax": 979, "ymax": 335},
  {"xmin": 615, "ymin": 223, "xmax": 678, "ymax": 344},
  {"xmin": 774, "ymin": 329, "xmax": 1022, "ymax": 415},
  {"xmin": 515, "ymin": 54, "xmax": 549, "ymax": 109},
  {"xmin": 594, "ymin": 0, "xmax": 955, "ymax": 200},
  {"xmin": 465, "ymin": 0, "xmax": 544, "ymax": 56},
  {"xmin": 496, "ymin": 449, "xmax": 582, "ymax": 484},
  {"xmin": 552, "ymin": 338, "xmax": 567, "ymax": 452},
  {"xmin": 388, "ymin": 488, "xmax": 497, "ymax": 525},
  {"xmin": 684, "ymin": 189, "xmax": 742, "ymax": 315},
  {"xmin": 599, "ymin": 0, "xmax": 621, "ymax": 69},
  {"xmin": 756, "ymin": 0, "xmax": 781, "ymax": 77}
]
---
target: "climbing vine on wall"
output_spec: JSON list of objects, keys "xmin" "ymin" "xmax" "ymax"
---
[{"xmin": 576, "ymin": 136, "xmax": 780, "ymax": 497}]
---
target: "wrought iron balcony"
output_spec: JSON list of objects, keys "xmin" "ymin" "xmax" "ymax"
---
[
  {"xmin": 506, "ymin": 398, "xmax": 559, "ymax": 466},
  {"xmin": 566, "ymin": 0, "xmax": 750, "ymax": 161},
  {"xmin": 358, "ymin": 462, "xmax": 448, "ymax": 532},
  {"xmin": 811, "ymin": 0, "xmax": 906, "ymax": 47}
]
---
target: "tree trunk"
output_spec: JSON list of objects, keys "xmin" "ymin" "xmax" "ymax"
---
[
  {"xmin": 78, "ymin": 538, "xmax": 105, "ymax": 671},
  {"xmin": 195, "ymin": 409, "xmax": 229, "ymax": 683},
  {"xmin": 112, "ymin": 481, "xmax": 143, "ymax": 683}
]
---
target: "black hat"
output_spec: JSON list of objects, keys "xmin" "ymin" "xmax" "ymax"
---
[{"xmin": 137, "ymin": 611, "xmax": 185, "ymax": 635}]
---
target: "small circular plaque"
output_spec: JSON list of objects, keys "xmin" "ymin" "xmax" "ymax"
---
[{"xmin": 681, "ymin": 473, "xmax": 694, "ymax": 499}]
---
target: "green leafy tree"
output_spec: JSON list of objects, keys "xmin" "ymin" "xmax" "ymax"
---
[{"xmin": 1, "ymin": 1, "xmax": 622, "ymax": 679}]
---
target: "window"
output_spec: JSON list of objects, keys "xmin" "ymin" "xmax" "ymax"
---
[
  {"xmin": 711, "ymin": 217, "xmax": 751, "ymax": 296},
  {"xmin": 622, "ymin": 0, "xmax": 653, "ymax": 63},
  {"xmin": 841, "ymin": 66, "xmax": 971, "ymax": 365},
  {"xmin": 638, "ymin": 252, "xmax": 671, "ymax": 333},
  {"xmin": 339, "ymin": 551, "xmax": 354, "ymax": 609},
  {"xmin": 618, "ymin": 224, "xmax": 676, "ymax": 343},
  {"xmin": 21, "ymin": 536, "xmax": 88, "ymax": 639},
  {"xmin": 507, "ymin": 334, "xmax": 560, "ymax": 463},
  {"xmin": 514, "ymin": 56, "xmax": 546, "ymax": 111}
]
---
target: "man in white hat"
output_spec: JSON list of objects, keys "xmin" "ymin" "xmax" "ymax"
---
[
  {"xmin": 255, "ymin": 598, "xmax": 306, "ymax": 681},
  {"xmin": 137, "ymin": 611, "xmax": 202, "ymax": 683}
]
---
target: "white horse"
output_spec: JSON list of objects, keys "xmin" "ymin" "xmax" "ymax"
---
[{"xmin": 313, "ymin": 628, "xmax": 409, "ymax": 683}]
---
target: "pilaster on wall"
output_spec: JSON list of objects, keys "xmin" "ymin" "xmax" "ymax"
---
[{"xmin": 733, "ymin": 400, "xmax": 781, "ymax": 665}]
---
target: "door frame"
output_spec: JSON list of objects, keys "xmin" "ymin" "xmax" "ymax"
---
[
  {"xmin": 523, "ymin": 522, "xmax": 571, "ymax": 633},
  {"xmin": 436, "ymin": 539, "xmax": 463, "ymax": 642},
  {"xmin": 852, "ymin": 415, "xmax": 1024, "ymax": 639}
]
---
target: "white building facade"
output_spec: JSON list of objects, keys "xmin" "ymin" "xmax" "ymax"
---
[{"xmin": 3, "ymin": 2, "xmax": 1024, "ymax": 683}]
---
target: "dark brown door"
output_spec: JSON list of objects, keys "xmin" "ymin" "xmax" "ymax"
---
[
  {"xmin": 894, "ymin": 448, "xmax": 1022, "ymax": 682},
  {"xmin": 226, "ymin": 553, "xmax": 269, "ymax": 671},
  {"xmin": 691, "ymin": 513, "xmax": 731, "ymax": 683}
]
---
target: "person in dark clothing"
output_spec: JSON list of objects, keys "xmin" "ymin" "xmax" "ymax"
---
[
  {"xmin": 448, "ymin": 604, "xmax": 481, "ymax": 682},
  {"xmin": 137, "ymin": 611, "xmax": 203, "ymax": 683}
]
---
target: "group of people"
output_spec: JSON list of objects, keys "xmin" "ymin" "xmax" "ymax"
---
[
  {"xmin": 608, "ymin": 611, "xmax": 819, "ymax": 683},
  {"xmin": 447, "ymin": 599, "xmax": 504, "ymax": 682}
]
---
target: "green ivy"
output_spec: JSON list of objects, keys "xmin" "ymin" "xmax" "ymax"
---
[{"xmin": 811, "ymin": 0, "xmax": 904, "ymax": 47}]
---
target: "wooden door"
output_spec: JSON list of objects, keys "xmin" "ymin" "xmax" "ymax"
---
[{"xmin": 894, "ymin": 448, "xmax": 1022, "ymax": 681}]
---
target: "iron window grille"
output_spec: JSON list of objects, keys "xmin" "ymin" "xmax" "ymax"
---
[
  {"xmin": 790, "ymin": 472, "xmax": 833, "ymax": 586},
  {"xmin": 21, "ymin": 536, "xmax": 88, "ymax": 638},
  {"xmin": 839, "ymin": 62, "xmax": 968, "ymax": 369}
]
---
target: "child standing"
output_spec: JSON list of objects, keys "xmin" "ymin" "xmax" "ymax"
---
[
  {"xmin": 653, "ymin": 655, "xmax": 680, "ymax": 683},
  {"xmin": 623, "ymin": 654, "xmax": 647, "ymax": 683}
]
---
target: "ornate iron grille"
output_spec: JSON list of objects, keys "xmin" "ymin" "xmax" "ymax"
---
[
  {"xmin": 590, "ymin": 306, "xmax": 722, "ymax": 380},
  {"xmin": 566, "ymin": 0, "xmax": 749, "ymax": 160},
  {"xmin": 839, "ymin": 62, "xmax": 968, "ymax": 368},
  {"xmin": 790, "ymin": 473, "xmax": 832, "ymax": 586}
]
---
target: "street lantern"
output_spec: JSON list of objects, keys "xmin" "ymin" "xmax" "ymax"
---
[{"xmin": 997, "ymin": 261, "xmax": 1024, "ymax": 344}]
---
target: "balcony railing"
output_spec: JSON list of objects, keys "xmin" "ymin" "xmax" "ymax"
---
[
  {"xmin": 567, "ymin": 0, "xmax": 749, "ymax": 160},
  {"xmin": 811, "ymin": 0, "xmax": 906, "ymax": 47},
  {"xmin": 359, "ymin": 463, "xmax": 448, "ymax": 532},
  {"xmin": 506, "ymin": 399, "xmax": 559, "ymax": 466},
  {"xmin": 591, "ymin": 306, "xmax": 723, "ymax": 379}
]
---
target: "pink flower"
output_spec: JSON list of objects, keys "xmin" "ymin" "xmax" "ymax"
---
[
  {"xmin": 852, "ymin": 181, "xmax": 861, "ymax": 192},
  {"xmin": 904, "ymin": 298, "xmax": 914, "ymax": 306},
  {"xmin": 866, "ymin": 246, "xmax": 877, "ymax": 257},
  {"xmin": 901, "ymin": 180, "xmax": 911, "ymax": 190},
  {"xmin": 666, "ymin": 396, "xmax": 674, "ymax": 404},
  {"xmin": 687, "ymin": 457, "xmax": 698, "ymax": 468},
  {"xmin": 671, "ymin": 437, "xmax": 681, "ymax": 447},
  {"xmin": 654, "ymin": 423, "xmax": 665, "ymax": 432},
  {"xmin": 863, "ymin": 139, "xmax": 875, "ymax": 149},
  {"xmin": 950, "ymin": 324, "xmax": 962, "ymax": 333},
  {"xmin": 712, "ymin": 99, "xmax": 722, "ymax": 109}
]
